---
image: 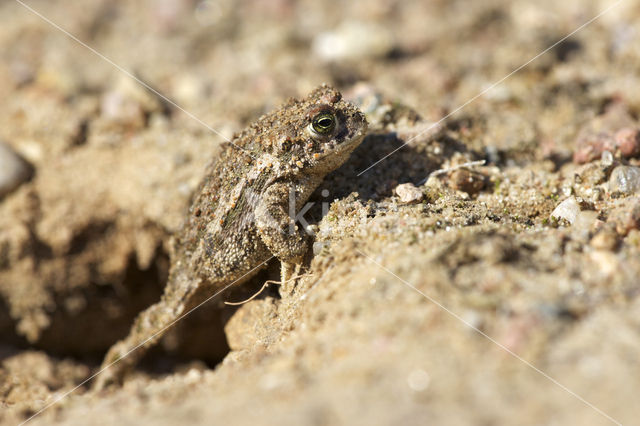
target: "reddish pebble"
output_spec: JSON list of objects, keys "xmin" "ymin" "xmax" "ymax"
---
[
  {"xmin": 573, "ymin": 103, "xmax": 640, "ymax": 164},
  {"xmin": 615, "ymin": 127, "xmax": 640, "ymax": 158}
]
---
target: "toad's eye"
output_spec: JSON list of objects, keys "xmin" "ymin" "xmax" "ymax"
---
[{"xmin": 311, "ymin": 111, "xmax": 336, "ymax": 135}]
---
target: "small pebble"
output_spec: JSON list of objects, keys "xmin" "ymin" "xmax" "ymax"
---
[
  {"xmin": 344, "ymin": 83, "xmax": 383, "ymax": 115},
  {"xmin": 100, "ymin": 90, "xmax": 145, "ymax": 127},
  {"xmin": 0, "ymin": 142, "xmax": 32, "ymax": 198},
  {"xmin": 601, "ymin": 150, "xmax": 614, "ymax": 168},
  {"xmin": 312, "ymin": 22, "xmax": 393, "ymax": 62},
  {"xmin": 99, "ymin": 76, "xmax": 161, "ymax": 129},
  {"xmin": 395, "ymin": 182, "xmax": 424, "ymax": 203},
  {"xmin": 608, "ymin": 165, "xmax": 640, "ymax": 194},
  {"xmin": 184, "ymin": 368, "xmax": 202, "ymax": 384},
  {"xmin": 312, "ymin": 241, "xmax": 330, "ymax": 256},
  {"xmin": 407, "ymin": 369, "xmax": 430, "ymax": 392},
  {"xmin": 449, "ymin": 169, "xmax": 485, "ymax": 195},
  {"xmin": 305, "ymin": 224, "xmax": 318, "ymax": 236},
  {"xmin": 614, "ymin": 127, "xmax": 640, "ymax": 158},
  {"xmin": 590, "ymin": 226, "xmax": 619, "ymax": 251},
  {"xmin": 550, "ymin": 197, "xmax": 580, "ymax": 225},
  {"xmin": 173, "ymin": 74, "xmax": 207, "ymax": 105},
  {"xmin": 588, "ymin": 250, "xmax": 619, "ymax": 279},
  {"xmin": 573, "ymin": 103, "xmax": 640, "ymax": 164},
  {"xmin": 572, "ymin": 211, "xmax": 600, "ymax": 241},
  {"xmin": 607, "ymin": 199, "xmax": 640, "ymax": 236}
]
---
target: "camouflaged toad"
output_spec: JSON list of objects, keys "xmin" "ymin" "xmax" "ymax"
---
[{"xmin": 94, "ymin": 84, "xmax": 368, "ymax": 388}]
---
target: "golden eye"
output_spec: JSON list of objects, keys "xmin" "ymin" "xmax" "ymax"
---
[{"xmin": 311, "ymin": 112, "xmax": 336, "ymax": 135}]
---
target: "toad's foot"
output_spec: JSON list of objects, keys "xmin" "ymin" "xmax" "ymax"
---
[{"xmin": 280, "ymin": 260, "xmax": 302, "ymax": 296}]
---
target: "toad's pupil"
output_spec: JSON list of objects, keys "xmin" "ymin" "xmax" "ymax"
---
[{"xmin": 318, "ymin": 118, "xmax": 332, "ymax": 127}]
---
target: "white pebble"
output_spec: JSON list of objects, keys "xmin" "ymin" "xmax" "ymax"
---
[
  {"xmin": 609, "ymin": 165, "xmax": 640, "ymax": 194},
  {"xmin": 184, "ymin": 368, "xmax": 202, "ymax": 384},
  {"xmin": 550, "ymin": 197, "xmax": 580, "ymax": 224},
  {"xmin": 601, "ymin": 150, "xmax": 614, "ymax": 167},
  {"xmin": 407, "ymin": 369, "xmax": 430, "ymax": 392},
  {"xmin": 395, "ymin": 182, "xmax": 424, "ymax": 204},
  {"xmin": 312, "ymin": 22, "xmax": 393, "ymax": 62}
]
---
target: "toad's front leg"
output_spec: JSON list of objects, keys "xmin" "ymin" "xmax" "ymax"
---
[{"xmin": 254, "ymin": 182, "xmax": 309, "ymax": 292}]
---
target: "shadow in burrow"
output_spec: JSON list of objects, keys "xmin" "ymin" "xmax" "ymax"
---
[
  {"xmin": 101, "ymin": 262, "xmax": 278, "ymax": 378},
  {"xmin": 0, "ymin": 245, "xmax": 274, "ymax": 382},
  {"xmin": 131, "ymin": 265, "xmax": 278, "ymax": 378}
]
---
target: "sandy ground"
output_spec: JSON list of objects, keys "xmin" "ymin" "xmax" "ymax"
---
[{"xmin": 1, "ymin": 0, "xmax": 640, "ymax": 425}]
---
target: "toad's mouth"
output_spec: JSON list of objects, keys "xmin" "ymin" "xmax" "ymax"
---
[{"xmin": 315, "ymin": 137, "xmax": 362, "ymax": 163}]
